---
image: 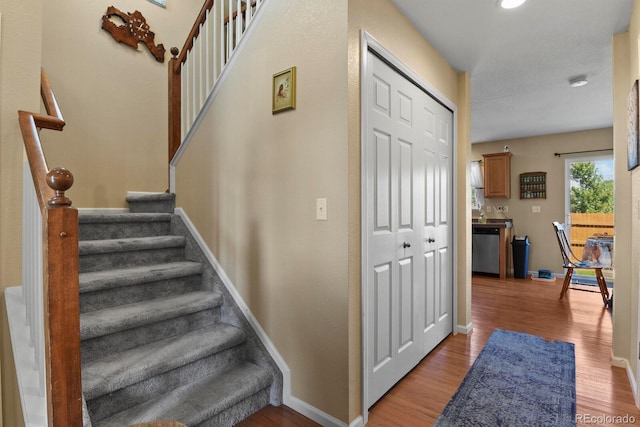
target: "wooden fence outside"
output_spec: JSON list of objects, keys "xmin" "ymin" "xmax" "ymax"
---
[{"xmin": 569, "ymin": 213, "xmax": 614, "ymax": 255}]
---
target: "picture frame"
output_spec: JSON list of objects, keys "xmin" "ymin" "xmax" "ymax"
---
[
  {"xmin": 627, "ymin": 79, "xmax": 639, "ymax": 171},
  {"xmin": 272, "ymin": 66, "xmax": 296, "ymax": 114}
]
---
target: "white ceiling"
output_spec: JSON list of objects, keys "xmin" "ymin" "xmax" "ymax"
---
[{"xmin": 391, "ymin": 0, "xmax": 634, "ymax": 143}]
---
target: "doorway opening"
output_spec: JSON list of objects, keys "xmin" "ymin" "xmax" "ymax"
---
[{"xmin": 564, "ymin": 155, "xmax": 615, "ymax": 285}]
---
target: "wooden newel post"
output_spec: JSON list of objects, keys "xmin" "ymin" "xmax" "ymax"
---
[
  {"xmin": 168, "ymin": 46, "xmax": 181, "ymax": 164},
  {"xmin": 47, "ymin": 167, "xmax": 74, "ymax": 206},
  {"xmin": 45, "ymin": 167, "xmax": 82, "ymax": 426}
]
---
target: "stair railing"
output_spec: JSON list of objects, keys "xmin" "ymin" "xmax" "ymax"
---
[
  {"xmin": 168, "ymin": 0, "xmax": 263, "ymax": 162},
  {"xmin": 18, "ymin": 68, "xmax": 82, "ymax": 426}
]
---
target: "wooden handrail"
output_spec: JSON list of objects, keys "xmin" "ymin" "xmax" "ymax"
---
[
  {"xmin": 19, "ymin": 69, "xmax": 82, "ymax": 427},
  {"xmin": 40, "ymin": 69, "xmax": 65, "ymax": 128},
  {"xmin": 18, "ymin": 111, "xmax": 55, "ymax": 209}
]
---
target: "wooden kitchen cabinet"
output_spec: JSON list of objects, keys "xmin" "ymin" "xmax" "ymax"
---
[{"xmin": 483, "ymin": 152, "xmax": 512, "ymax": 198}]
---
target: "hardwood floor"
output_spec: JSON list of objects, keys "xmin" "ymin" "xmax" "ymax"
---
[{"xmin": 239, "ymin": 276, "xmax": 639, "ymax": 426}]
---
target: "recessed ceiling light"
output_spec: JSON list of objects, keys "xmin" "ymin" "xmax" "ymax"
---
[
  {"xmin": 500, "ymin": 0, "xmax": 526, "ymax": 9},
  {"xmin": 569, "ymin": 75, "xmax": 588, "ymax": 88}
]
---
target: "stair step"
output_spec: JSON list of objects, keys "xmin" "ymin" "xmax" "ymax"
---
[
  {"xmin": 79, "ymin": 213, "xmax": 173, "ymax": 241},
  {"xmin": 79, "ymin": 236, "xmax": 185, "ymax": 255},
  {"xmin": 79, "ymin": 262, "xmax": 205, "ymax": 313},
  {"xmin": 79, "ymin": 213, "xmax": 173, "ymax": 224},
  {"xmin": 126, "ymin": 192, "xmax": 175, "ymax": 214},
  {"xmin": 81, "ymin": 309, "xmax": 220, "ymax": 364},
  {"xmin": 80, "ymin": 262, "xmax": 203, "ymax": 293},
  {"xmin": 83, "ymin": 323, "xmax": 246, "ymax": 400},
  {"xmin": 80, "ymin": 291, "xmax": 222, "ymax": 340},
  {"xmin": 94, "ymin": 361, "xmax": 272, "ymax": 427},
  {"xmin": 79, "ymin": 236, "xmax": 186, "ymax": 273}
]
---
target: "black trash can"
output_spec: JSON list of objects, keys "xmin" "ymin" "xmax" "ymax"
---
[{"xmin": 512, "ymin": 236, "xmax": 530, "ymax": 279}]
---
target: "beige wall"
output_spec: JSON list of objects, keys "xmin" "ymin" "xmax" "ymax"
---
[
  {"xmin": 0, "ymin": 0, "xmax": 43, "ymax": 424},
  {"xmin": 175, "ymin": 0, "xmax": 350, "ymax": 421},
  {"xmin": 41, "ymin": 0, "xmax": 203, "ymax": 208},
  {"xmin": 471, "ymin": 128, "xmax": 613, "ymax": 275},
  {"xmin": 611, "ymin": 0, "xmax": 640, "ymax": 381}
]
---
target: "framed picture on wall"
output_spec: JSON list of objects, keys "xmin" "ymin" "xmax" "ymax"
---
[
  {"xmin": 272, "ymin": 67, "xmax": 296, "ymax": 114},
  {"xmin": 627, "ymin": 79, "xmax": 639, "ymax": 171}
]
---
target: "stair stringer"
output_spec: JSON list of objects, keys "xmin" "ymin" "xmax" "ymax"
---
[{"xmin": 172, "ymin": 208, "xmax": 284, "ymax": 406}]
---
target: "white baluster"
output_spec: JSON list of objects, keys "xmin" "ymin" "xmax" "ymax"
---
[
  {"xmin": 181, "ymin": 62, "xmax": 187, "ymax": 140},
  {"xmin": 236, "ymin": 0, "xmax": 242, "ymax": 47},
  {"xmin": 22, "ymin": 160, "xmax": 46, "ymax": 395},
  {"xmin": 246, "ymin": 0, "xmax": 253, "ymax": 26},
  {"xmin": 227, "ymin": 0, "xmax": 232, "ymax": 60},
  {"xmin": 206, "ymin": 9, "xmax": 213, "ymax": 95},
  {"xmin": 220, "ymin": 0, "xmax": 225, "ymax": 71},
  {"xmin": 197, "ymin": 25, "xmax": 204, "ymax": 110}
]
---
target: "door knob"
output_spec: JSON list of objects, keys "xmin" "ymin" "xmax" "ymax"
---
[
  {"xmin": 428, "ymin": 238, "xmax": 435, "ymax": 243},
  {"xmin": 402, "ymin": 242, "xmax": 411, "ymax": 248}
]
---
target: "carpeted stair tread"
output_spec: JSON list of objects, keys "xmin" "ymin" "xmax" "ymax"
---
[
  {"xmin": 79, "ymin": 236, "xmax": 185, "ymax": 255},
  {"xmin": 126, "ymin": 192, "xmax": 176, "ymax": 203},
  {"xmin": 126, "ymin": 192, "xmax": 176, "ymax": 213},
  {"xmin": 83, "ymin": 323, "xmax": 246, "ymax": 400},
  {"xmin": 80, "ymin": 262, "xmax": 204, "ymax": 293},
  {"xmin": 79, "ymin": 212, "xmax": 173, "ymax": 224},
  {"xmin": 80, "ymin": 291, "xmax": 222, "ymax": 340},
  {"xmin": 94, "ymin": 361, "xmax": 272, "ymax": 427}
]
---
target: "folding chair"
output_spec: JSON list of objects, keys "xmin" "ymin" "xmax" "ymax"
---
[{"xmin": 552, "ymin": 221, "xmax": 609, "ymax": 305}]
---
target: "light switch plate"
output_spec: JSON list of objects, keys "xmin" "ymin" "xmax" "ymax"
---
[
  {"xmin": 316, "ymin": 198, "xmax": 327, "ymax": 220},
  {"xmin": 532, "ymin": 206, "xmax": 540, "ymax": 213}
]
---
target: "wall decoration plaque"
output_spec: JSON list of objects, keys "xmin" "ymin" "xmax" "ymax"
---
[{"xmin": 102, "ymin": 6, "xmax": 166, "ymax": 62}]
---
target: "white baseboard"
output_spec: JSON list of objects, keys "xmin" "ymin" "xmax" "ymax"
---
[
  {"xmin": 349, "ymin": 415, "xmax": 364, "ymax": 427},
  {"xmin": 628, "ymin": 364, "xmax": 639, "ymax": 408},
  {"xmin": 457, "ymin": 322, "xmax": 473, "ymax": 334},
  {"xmin": 175, "ymin": 208, "xmax": 351, "ymax": 425},
  {"xmin": 284, "ymin": 395, "xmax": 351, "ymax": 427},
  {"xmin": 611, "ymin": 355, "xmax": 638, "ymax": 407},
  {"xmin": 611, "ymin": 355, "xmax": 627, "ymax": 368}
]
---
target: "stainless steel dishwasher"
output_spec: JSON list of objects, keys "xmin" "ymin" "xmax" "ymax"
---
[{"xmin": 472, "ymin": 226, "xmax": 500, "ymax": 276}]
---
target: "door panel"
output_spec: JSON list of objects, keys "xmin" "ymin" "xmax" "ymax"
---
[
  {"xmin": 424, "ymin": 150, "xmax": 436, "ymax": 227},
  {"xmin": 373, "ymin": 262, "xmax": 392, "ymax": 371},
  {"xmin": 398, "ymin": 139, "xmax": 414, "ymax": 230},
  {"xmin": 439, "ymin": 154, "xmax": 449, "ymax": 225},
  {"xmin": 398, "ymin": 257, "xmax": 414, "ymax": 351},
  {"xmin": 374, "ymin": 131, "xmax": 391, "ymax": 232}
]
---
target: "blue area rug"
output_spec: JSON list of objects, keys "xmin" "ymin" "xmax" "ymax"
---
[{"xmin": 435, "ymin": 329, "xmax": 576, "ymax": 427}]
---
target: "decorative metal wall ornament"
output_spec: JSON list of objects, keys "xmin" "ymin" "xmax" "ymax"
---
[{"xmin": 101, "ymin": 6, "xmax": 166, "ymax": 62}]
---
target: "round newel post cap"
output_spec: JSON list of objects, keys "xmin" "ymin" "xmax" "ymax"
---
[
  {"xmin": 46, "ymin": 167, "xmax": 74, "ymax": 206},
  {"xmin": 171, "ymin": 47, "xmax": 179, "ymax": 58}
]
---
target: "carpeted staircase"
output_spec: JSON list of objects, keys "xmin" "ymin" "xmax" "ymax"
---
[{"xmin": 79, "ymin": 193, "xmax": 282, "ymax": 427}]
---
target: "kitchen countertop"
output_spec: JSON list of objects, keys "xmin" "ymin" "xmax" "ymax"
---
[{"xmin": 472, "ymin": 219, "xmax": 513, "ymax": 228}]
